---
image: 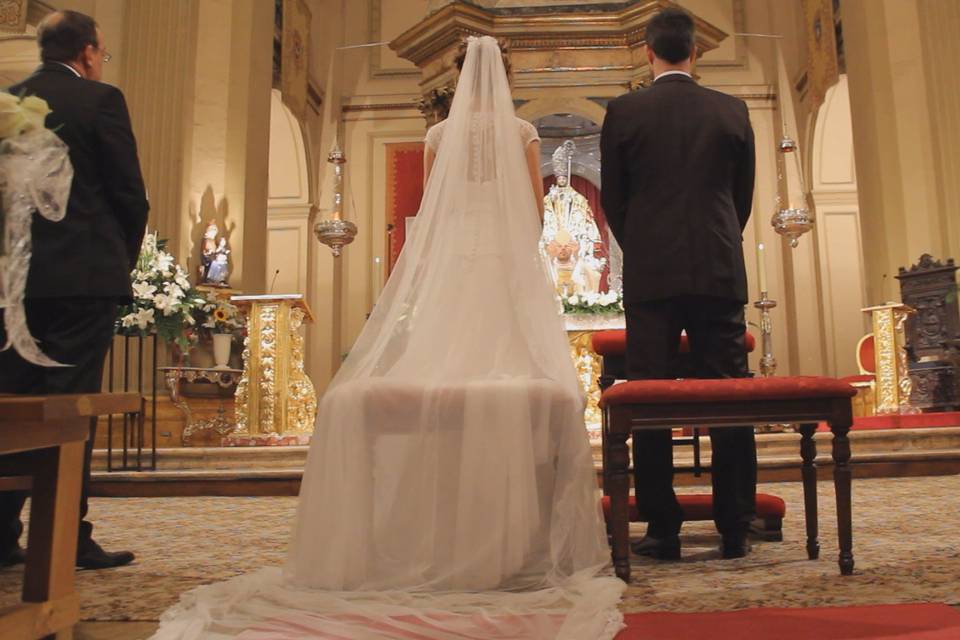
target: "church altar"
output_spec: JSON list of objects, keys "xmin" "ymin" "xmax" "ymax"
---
[{"xmin": 566, "ymin": 313, "xmax": 625, "ymax": 443}]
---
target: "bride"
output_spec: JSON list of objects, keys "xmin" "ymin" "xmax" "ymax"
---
[{"xmin": 152, "ymin": 36, "xmax": 624, "ymax": 639}]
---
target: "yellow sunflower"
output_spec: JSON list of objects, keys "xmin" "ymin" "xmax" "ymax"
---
[{"xmin": 213, "ymin": 307, "xmax": 229, "ymax": 323}]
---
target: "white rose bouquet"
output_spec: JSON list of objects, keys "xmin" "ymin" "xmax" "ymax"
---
[
  {"xmin": 0, "ymin": 92, "xmax": 74, "ymax": 366},
  {"xmin": 116, "ymin": 231, "xmax": 207, "ymax": 350},
  {"xmin": 559, "ymin": 289, "xmax": 624, "ymax": 315}
]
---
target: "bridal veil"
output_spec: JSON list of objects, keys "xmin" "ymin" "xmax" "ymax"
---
[{"xmin": 152, "ymin": 36, "xmax": 623, "ymax": 640}]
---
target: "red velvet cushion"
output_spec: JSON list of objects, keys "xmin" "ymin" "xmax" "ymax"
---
[
  {"xmin": 600, "ymin": 376, "xmax": 856, "ymax": 407},
  {"xmin": 591, "ymin": 330, "xmax": 757, "ymax": 357},
  {"xmin": 601, "ymin": 493, "xmax": 786, "ymax": 522},
  {"xmin": 592, "ymin": 330, "xmax": 626, "ymax": 356}
]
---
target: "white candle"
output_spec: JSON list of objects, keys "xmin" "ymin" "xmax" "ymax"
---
[{"xmin": 757, "ymin": 242, "xmax": 768, "ymax": 294}]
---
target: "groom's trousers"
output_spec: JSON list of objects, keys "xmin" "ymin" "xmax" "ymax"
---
[
  {"xmin": 624, "ymin": 295, "xmax": 757, "ymax": 539},
  {"xmin": 0, "ymin": 298, "xmax": 118, "ymax": 555}
]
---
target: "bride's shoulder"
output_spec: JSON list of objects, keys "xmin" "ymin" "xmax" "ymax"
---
[
  {"xmin": 515, "ymin": 117, "xmax": 540, "ymax": 146},
  {"xmin": 425, "ymin": 119, "xmax": 447, "ymax": 151}
]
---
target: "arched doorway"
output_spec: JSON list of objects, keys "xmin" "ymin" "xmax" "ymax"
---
[{"xmin": 809, "ymin": 76, "xmax": 867, "ymax": 376}]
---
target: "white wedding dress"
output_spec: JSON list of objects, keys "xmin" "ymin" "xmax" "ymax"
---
[{"xmin": 152, "ymin": 36, "xmax": 624, "ymax": 640}]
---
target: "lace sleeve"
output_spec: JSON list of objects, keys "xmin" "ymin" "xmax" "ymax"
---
[
  {"xmin": 425, "ymin": 121, "xmax": 445, "ymax": 152},
  {"xmin": 518, "ymin": 119, "xmax": 540, "ymax": 147}
]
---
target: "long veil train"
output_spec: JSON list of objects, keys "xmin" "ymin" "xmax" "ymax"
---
[{"xmin": 152, "ymin": 36, "xmax": 624, "ymax": 639}]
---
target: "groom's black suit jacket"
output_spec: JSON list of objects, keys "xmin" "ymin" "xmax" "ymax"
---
[
  {"xmin": 9, "ymin": 63, "xmax": 149, "ymax": 301},
  {"xmin": 600, "ymin": 73, "xmax": 755, "ymax": 304}
]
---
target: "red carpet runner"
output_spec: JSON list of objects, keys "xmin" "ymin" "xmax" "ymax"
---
[{"xmin": 618, "ymin": 603, "xmax": 960, "ymax": 639}]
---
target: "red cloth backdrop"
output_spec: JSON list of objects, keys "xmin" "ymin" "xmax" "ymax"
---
[
  {"xmin": 543, "ymin": 174, "xmax": 611, "ymax": 292},
  {"xmin": 385, "ymin": 142, "xmax": 425, "ymax": 272}
]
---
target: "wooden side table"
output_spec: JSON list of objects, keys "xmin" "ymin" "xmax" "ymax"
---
[
  {"xmin": 157, "ymin": 367, "xmax": 243, "ymax": 445},
  {"xmin": 0, "ymin": 393, "xmax": 140, "ymax": 640}
]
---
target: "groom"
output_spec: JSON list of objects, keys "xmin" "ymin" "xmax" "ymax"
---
[{"xmin": 600, "ymin": 7, "xmax": 757, "ymax": 559}]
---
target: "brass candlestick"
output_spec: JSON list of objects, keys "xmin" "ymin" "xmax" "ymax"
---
[
  {"xmin": 754, "ymin": 291, "xmax": 787, "ymax": 432},
  {"xmin": 753, "ymin": 291, "xmax": 777, "ymax": 377}
]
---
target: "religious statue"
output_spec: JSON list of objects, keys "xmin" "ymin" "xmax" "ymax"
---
[
  {"xmin": 206, "ymin": 238, "xmax": 230, "ymax": 286},
  {"xmin": 540, "ymin": 140, "xmax": 605, "ymax": 297},
  {"xmin": 198, "ymin": 220, "xmax": 230, "ymax": 286}
]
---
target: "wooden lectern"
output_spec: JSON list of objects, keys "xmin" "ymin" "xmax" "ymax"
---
[{"xmin": 227, "ymin": 294, "xmax": 317, "ymax": 445}]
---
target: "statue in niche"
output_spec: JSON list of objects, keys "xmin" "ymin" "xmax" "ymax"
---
[
  {"xmin": 540, "ymin": 140, "xmax": 605, "ymax": 297},
  {"xmin": 198, "ymin": 220, "xmax": 230, "ymax": 286},
  {"xmin": 206, "ymin": 238, "xmax": 230, "ymax": 286}
]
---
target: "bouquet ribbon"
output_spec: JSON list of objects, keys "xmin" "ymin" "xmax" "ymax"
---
[{"xmin": 0, "ymin": 128, "xmax": 74, "ymax": 366}]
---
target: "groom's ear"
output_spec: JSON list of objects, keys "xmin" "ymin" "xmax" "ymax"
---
[{"xmin": 646, "ymin": 46, "xmax": 655, "ymax": 67}]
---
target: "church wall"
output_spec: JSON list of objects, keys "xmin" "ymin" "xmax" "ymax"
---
[{"xmin": 844, "ymin": 0, "xmax": 960, "ymax": 304}]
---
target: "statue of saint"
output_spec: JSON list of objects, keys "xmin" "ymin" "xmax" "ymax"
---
[
  {"xmin": 198, "ymin": 220, "xmax": 218, "ymax": 283},
  {"xmin": 540, "ymin": 140, "xmax": 605, "ymax": 297},
  {"xmin": 198, "ymin": 221, "xmax": 231, "ymax": 286},
  {"xmin": 206, "ymin": 238, "xmax": 230, "ymax": 286}
]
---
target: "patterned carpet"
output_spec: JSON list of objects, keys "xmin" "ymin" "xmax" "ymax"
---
[{"xmin": 1, "ymin": 475, "xmax": 958, "ymax": 622}]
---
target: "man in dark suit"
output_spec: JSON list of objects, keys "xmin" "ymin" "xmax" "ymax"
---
[
  {"xmin": 0, "ymin": 10, "xmax": 148, "ymax": 569},
  {"xmin": 600, "ymin": 7, "xmax": 757, "ymax": 560}
]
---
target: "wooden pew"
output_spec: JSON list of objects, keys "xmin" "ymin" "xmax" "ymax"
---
[{"xmin": 0, "ymin": 393, "xmax": 140, "ymax": 640}]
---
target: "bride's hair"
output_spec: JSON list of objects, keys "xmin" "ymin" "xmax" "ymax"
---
[{"xmin": 454, "ymin": 37, "xmax": 511, "ymax": 78}]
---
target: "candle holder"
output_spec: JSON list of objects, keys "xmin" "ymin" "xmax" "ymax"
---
[
  {"xmin": 753, "ymin": 291, "xmax": 788, "ymax": 432},
  {"xmin": 753, "ymin": 292, "xmax": 777, "ymax": 377}
]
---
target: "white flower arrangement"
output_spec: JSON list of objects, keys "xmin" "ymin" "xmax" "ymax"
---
[
  {"xmin": 559, "ymin": 289, "xmax": 624, "ymax": 315},
  {"xmin": 116, "ymin": 231, "xmax": 207, "ymax": 348},
  {"xmin": 195, "ymin": 290, "xmax": 245, "ymax": 337}
]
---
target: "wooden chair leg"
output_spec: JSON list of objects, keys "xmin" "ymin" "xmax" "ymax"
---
[
  {"xmin": 798, "ymin": 423, "xmax": 820, "ymax": 560},
  {"xmin": 831, "ymin": 419, "xmax": 855, "ymax": 575},
  {"xmin": 607, "ymin": 426, "xmax": 631, "ymax": 583}
]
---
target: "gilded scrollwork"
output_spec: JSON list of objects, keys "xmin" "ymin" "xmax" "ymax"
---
[
  {"xmin": 568, "ymin": 330, "xmax": 602, "ymax": 442},
  {"xmin": 231, "ymin": 297, "xmax": 317, "ymax": 443},
  {"xmin": 866, "ymin": 304, "xmax": 916, "ymax": 415}
]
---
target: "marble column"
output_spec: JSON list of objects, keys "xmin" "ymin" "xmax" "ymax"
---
[
  {"xmin": 115, "ymin": 0, "xmax": 272, "ymax": 293},
  {"xmin": 119, "ymin": 0, "xmax": 198, "ymax": 246}
]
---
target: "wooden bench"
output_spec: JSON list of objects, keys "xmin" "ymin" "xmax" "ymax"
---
[
  {"xmin": 0, "ymin": 393, "xmax": 141, "ymax": 640},
  {"xmin": 590, "ymin": 329, "xmax": 787, "ymax": 539},
  {"xmin": 600, "ymin": 377, "xmax": 856, "ymax": 582}
]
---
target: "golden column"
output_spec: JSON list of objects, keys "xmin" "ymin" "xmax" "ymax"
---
[
  {"xmin": 862, "ymin": 303, "xmax": 916, "ymax": 415},
  {"xmin": 228, "ymin": 295, "xmax": 317, "ymax": 445}
]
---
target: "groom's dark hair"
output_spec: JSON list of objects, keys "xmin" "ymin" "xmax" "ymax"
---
[{"xmin": 645, "ymin": 8, "xmax": 696, "ymax": 64}]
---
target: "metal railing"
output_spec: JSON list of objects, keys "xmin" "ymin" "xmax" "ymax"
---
[{"xmin": 103, "ymin": 333, "xmax": 159, "ymax": 471}]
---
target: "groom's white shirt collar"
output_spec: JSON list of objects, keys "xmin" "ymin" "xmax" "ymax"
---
[
  {"xmin": 654, "ymin": 70, "xmax": 692, "ymax": 81},
  {"xmin": 51, "ymin": 61, "xmax": 82, "ymax": 77}
]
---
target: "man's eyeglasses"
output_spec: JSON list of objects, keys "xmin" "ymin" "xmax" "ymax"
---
[{"xmin": 91, "ymin": 43, "xmax": 112, "ymax": 63}]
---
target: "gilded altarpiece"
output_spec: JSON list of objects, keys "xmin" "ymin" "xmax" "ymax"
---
[
  {"xmin": 863, "ymin": 303, "xmax": 916, "ymax": 415},
  {"xmin": 229, "ymin": 295, "xmax": 317, "ymax": 444}
]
